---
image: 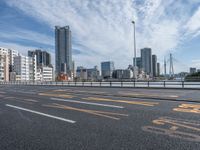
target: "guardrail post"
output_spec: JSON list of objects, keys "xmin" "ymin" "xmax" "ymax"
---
[
  {"xmin": 164, "ymin": 81, "xmax": 166, "ymax": 88},
  {"xmin": 100, "ymin": 81, "xmax": 102, "ymax": 87},
  {"xmin": 91, "ymin": 82, "xmax": 92, "ymax": 87},
  {"xmin": 121, "ymin": 81, "xmax": 123, "ymax": 87},
  {"xmin": 182, "ymin": 81, "xmax": 184, "ymax": 88},
  {"xmin": 147, "ymin": 81, "xmax": 150, "ymax": 88},
  {"xmin": 110, "ymin": 81, "xmax": 112, "ymax": 87}
]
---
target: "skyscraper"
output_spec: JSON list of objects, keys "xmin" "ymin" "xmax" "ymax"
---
[
  {"xmin": 157, "ymin": 63, "xmax": 160, "ymax": 77},
  {"xmin": 152, "ymin": 55, "xmax": 157, "ymax": 77},
  {"xmin": 141, "ymin": 48, "xmax": 152, "ymax": 75},
  {"xmin": 133, "ymin": 57, "xmax": 142, "ymax": 70},
  {"xmin": 55, "ymin": 26, "xmax": 72, "ymax": 76},
  {"xmin": 101, "ymin": 61, "xmax": 115, "ymax": 79}
]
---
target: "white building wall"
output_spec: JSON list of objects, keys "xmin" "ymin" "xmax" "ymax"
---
[
  {"xmin": 41, "ymin": 66, "xmax": 53, "ymax": 81},
  {"xmin": 14, "ymin": 55, "xmax": 30, "ymax": 81}
]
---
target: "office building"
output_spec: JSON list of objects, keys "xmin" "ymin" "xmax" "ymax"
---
[
  {"xmin": 157, "ymin": 63, "xmax": 160, "ymax": 77},
  {"xmin": 76, "ymin": 66, "xmax": 87, "ymax": 80},
  {"xmin": 87, "ymin": 66, "xmax": 100, "ymax": 81},
  {"xmin": 101, "ymin": 61, "xmax": 115, "ymax": 79},
  {"xmin": 141, "ymin": 48, "xmax": 152, "ymax": 75},
  {"xmin": 112, "ymin": 69, "xmax": 133, "ymax": 79},
  {"xmin": 28, "ymin": 49, "xmax": 51, "ymax": 67},
  {"xmin": 133, "ymin": 57, "xmax": 142, "ymax": 70},
  {"xmin": 152, "ymin": 55, "xmax": 157, "ymax": 77},
  {"xmin": 190, "ymin": 67, "xmax": 196, "ymax": 74},
  {"xmin": 55, "ymin": 26, "xmax": 72, "ymax": 76},
  {"xmin": 14, "ymin": 55, "xmax": 30, "ymax": 81},
  {"xmin": 38, "ymin": 66, "xmax": 53, "ymax": 81}
]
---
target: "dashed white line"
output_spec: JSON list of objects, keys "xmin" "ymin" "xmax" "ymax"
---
[
  {"xmin": 6, "ymin": 104, "xmax": 76, "ymax": 124},
  {"xmin": 50, "ymin": 97, "xmax": 124, "ymax": 109}
]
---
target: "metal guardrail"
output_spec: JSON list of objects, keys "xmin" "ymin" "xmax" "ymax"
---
[{"xmin": 1, "ymin": 81, "xmax": 200, "ymax": 89}]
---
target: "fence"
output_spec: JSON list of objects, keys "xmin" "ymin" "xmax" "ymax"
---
[{"xmin": 1, "ymin": 81, "xmax": 200, "ymax": 89}]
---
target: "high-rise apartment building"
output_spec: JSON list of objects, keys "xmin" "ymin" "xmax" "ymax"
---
[
  {"xmin": 14, "ymin": 55, "xmax": 30, "ymax": 81},
  {"xmin": 141, "ymin": 48, "xmax": 152, "ymax": 75},
  {"xmin": 55, "ymin": 26, "xmax": 72, "ymax": 76},
  {"xmin": 152, "ymin": 55, "xmax": 157, "ymax": 77},
  {"xmin": 101, "ymin": 61, "xmax": 115, "ymax": 79},
  {"xmin": 28, "ymin": 49, "xmax": 51, "ymax": 67}
]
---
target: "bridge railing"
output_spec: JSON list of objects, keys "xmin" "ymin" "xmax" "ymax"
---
[{"xmin": 1, "ymin": 81, "xmax": 200, "ymax": 89}]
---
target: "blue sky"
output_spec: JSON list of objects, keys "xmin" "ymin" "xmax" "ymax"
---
[{"xmin": 1, "ymin": 0, "xmax": 200, "ymax": 73}]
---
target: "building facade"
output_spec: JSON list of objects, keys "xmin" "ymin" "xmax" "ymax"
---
[
  {"xmin": 152, "ymin": 55, "xmax": 157, "ymax": 77},
  {"xmin": 28, "ymin": 49, "xmax": 51, "ymax": 67},
  {"xmin": 87, "ymin": 66, "xmax": 100, "ymax": 81},
  {"xmin": 101, "ymin": 61, "xmax": 115, "ymax": 79},
  {"xmin": 133, "ymin": 57, "xmax": 142, "ymax": 70},
  {"xmin": 141, "ymin": 48, "xmax": 152, "ymax": 76},
  {"xmin": 29, "ymin": 55, "xmax": 38, "ymax": 81},
  {"xmin": 157, "ymin": 63, "xmax": 160, "ymax": 77},
  {"xmin": 76, "ymin": 66, "xmax": 87, "ymax": 81},
  {"xmin": 38, "ymin": 66, "xmax": 53, "ymax": 81},
  {"xmin": 14, "ymin": 55, "xmax": 30, "ymax": 81},
  {"xmin": 55, "ymin": 26, "xmax": 72, "ymax": 77},
  {"xmin": 190, "ymin": 67, "xmax": 196, "ymax": 74}
]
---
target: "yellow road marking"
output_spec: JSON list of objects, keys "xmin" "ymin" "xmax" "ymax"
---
[
  {"xmin": 173, "ymin": 104, "xmax": 200, "ymax": 114},
  {"xmin": 39, "ymin": 93, "xmax": 74, "ymax": 98},
  {"xmin": 142, "ymin": 117, "xmax": 200, "ymax": 142},
  {"xmin": 82, "ymin": 97, "xmax": 159, "ymax": 107},
  {"xmin": 43, "ymin": 103, "xmax": 128, "ymax": 120},
  {"xmin": 153, "ymin": 117, "xmax": 200, "ymax": 132},
  {"xmin": 118, "ymin": 92, "xmax": 179, "ymax": 98}
]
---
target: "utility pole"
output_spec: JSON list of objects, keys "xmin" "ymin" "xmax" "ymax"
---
[{"xmin": 132, "ymin": 20, "xmax": 137, "ymax": 81}]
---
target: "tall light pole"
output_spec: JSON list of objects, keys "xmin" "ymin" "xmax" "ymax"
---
[{"xmin": 132, "ymin": 20, "xmax": 137, "ymax": 81}]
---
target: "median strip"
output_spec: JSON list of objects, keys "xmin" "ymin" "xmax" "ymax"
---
[{"xmin": 6, "ymin": 104, "xmax": 76, "ymax": 124}]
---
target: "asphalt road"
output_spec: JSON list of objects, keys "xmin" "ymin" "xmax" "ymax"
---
[{"xmin": 0, "ymin": 85, "xmax": 200, "ymax": 150}]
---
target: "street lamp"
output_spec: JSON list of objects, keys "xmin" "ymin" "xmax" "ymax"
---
[{"xmin": 132, "ymin": 20, "xmax": 137, "ymax": 81}]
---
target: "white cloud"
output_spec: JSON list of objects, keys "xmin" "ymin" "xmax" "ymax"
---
[
  {"xmin": 4, "ymin": 0, "xmax": 200, "ymax": 72},
  {"xmin": 185, "ymin": 6, "xmax": 200, "ymax": 37},
  {"xmin": 0, "ymin": 28, "xmax": 54, "ymax": 46}
]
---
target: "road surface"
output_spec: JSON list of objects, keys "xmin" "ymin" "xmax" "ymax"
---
[{"xmin": 0, "ymin": 85, "xmax": 200, "ymax": 150}]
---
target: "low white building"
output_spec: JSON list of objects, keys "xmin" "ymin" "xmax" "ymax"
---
[{"xmin": 38, "ymin": 66, "xmax": 53, "ymax": 81}]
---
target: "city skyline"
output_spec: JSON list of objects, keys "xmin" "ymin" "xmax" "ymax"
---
[{"xmin": 1, "ymin": 0, "xmax": 200, "ymax": 73}]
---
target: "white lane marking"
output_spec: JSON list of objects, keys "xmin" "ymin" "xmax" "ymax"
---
[
  {"xmin": 50, "ymin": 98, "xmax": 124, "ymax": 109},
  {"xmin": 6, "ymin": 104, "xmax": 76, "ymax": 124}
]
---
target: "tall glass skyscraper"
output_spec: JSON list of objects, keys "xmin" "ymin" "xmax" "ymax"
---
[
  {"xmin": 55, "ymin": 26, "xmax": 72, "ymax": 76},
  {"xmin": 101, "ymin": 61, "xmax": 115, "ymax": 79},
  {"xmin": 152, "ymin": 55, "xmax": 157, "ymax": 77},
  {"xmin": 141, "ymin": 48, "xmax": 152, "ymax": 75}
]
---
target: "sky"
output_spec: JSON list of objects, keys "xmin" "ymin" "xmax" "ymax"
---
[{"xmin": 1, "ymin": 0, "xmax": 200, "ymax": 73}]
